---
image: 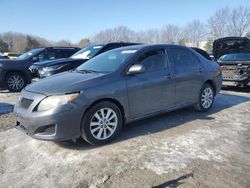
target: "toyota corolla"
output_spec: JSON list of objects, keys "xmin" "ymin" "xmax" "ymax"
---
[{"xmin": 14, "ymin": 44, "xmax": 222, "ymax": 145}]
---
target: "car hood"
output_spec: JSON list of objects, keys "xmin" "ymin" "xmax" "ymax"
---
[
  {"xmin": 25, "ymin": 71, "xmax": 106, "ymax": 95},
  {"xmin": 213, "ymin": 37, "xmax": 250, "ymax": 60},
  {"xmin": 0, "ymin": 59, "xmax": 26, "ymax": 66},
  {"xmin": 0, "ymin": 59, "xmax": 16, "ymax": 63},
  {"xmin": 33, "ymin": 58, "xmax": 88, "ymax": 67}
]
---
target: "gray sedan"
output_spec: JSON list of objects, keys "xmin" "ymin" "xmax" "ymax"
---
[{"xmin": 14, "ymin": 45, "xmax": 222, "ymax": 145}]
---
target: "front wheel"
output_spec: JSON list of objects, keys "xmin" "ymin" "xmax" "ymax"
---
[
  {"xmin": 81, "ymin": 101, "xmax": 123, "ymax": 145},
  {"xmin": 5, "ymin": 72, "xmax": 27, "ymax": 92},
  {"xmin": 194, "ymin": 83, "xmax": 214, "ymax": 112}
]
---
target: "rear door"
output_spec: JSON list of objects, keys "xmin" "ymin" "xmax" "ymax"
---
[{"xmin": 167, "ymin": 47, "xmax": 204, "ymax": 105}]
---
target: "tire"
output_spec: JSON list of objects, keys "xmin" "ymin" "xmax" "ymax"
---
[
  {"xmin": 81, "ymin": 101, "xmax": 123, "ymax": 145},
  {"xmin": 5, "ymin": 72, "xmax": 27, "ymax": 92},
  {"xmin": 194, "ymin": 83, "xmax": 214, "ymax": 112}
]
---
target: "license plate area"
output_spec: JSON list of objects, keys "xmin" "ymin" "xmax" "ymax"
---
[{"xmin": 222, "ymin": 70, "xmax": 237, "ymax": 80}]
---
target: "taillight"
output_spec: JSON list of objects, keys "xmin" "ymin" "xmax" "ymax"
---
[
  {"xmin": 215, "ymin": 66, "xmax": 222, "ymax": 76},
  {"xmin": 219, "ymin": 66, "xmax": 223, "ymax": 72}
]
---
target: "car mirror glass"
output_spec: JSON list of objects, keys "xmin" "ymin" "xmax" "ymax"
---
[{"xmin": 127, "ymin": 64, "xmax": 145, "ymax": 75}]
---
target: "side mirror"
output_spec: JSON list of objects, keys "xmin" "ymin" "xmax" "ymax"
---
[
  {"xmin": 127, "ymin": 64, "xmax": 145, "ymax": 75},
  {"xmin": 32, "ymin": 57, "xmax": 38, "ymax": 62}
]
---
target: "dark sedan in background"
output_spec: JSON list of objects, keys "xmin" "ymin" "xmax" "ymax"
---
[
  {"xmin": 29, "ymin": 42, "xmax": 140, "ymax": 79},
  {"xmin": 0, "ymin": 47, "xmax": 80, "ymax": 92},
  {"xmin": 14, "ymin": 44, "xmax": 222, "ymax": 145}
]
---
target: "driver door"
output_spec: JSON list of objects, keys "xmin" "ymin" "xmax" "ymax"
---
[{"xmin": 126, "ymin": 49, "xmax": 170, "ymax": 118}]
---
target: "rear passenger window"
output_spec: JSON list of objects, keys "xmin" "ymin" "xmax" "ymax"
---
[
  {"xmin": 136, "ymin": 49, "xmax": 167, "ymax": 72},
  {"xmin": 171, "ymin": 48, "xmax": 198, "ymax": 67}
]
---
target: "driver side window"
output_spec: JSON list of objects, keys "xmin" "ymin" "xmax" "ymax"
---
[{"xmin": 136, "ymin": 49, "xmax": 168, "ymax": 72}]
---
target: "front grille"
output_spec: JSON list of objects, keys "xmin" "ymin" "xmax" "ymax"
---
[
  {"xmin": 222, "ymin": 65, "xmax": 237, "ymax": 70},
  {"xmin": 20, "ymin": 98, "xmax": 34, "ymax": 109},
  {"xmin": 44, "ymin": 126, "xmax": 56, "ymax": 134}
]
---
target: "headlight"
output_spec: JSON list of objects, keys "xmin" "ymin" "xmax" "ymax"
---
[
  {"xmin": 43, "ymin": 64, "xmax": 67, "ymax": 72},
  {"xmin": 36, "ymin": 93, "xmax": 79, "ymax": 112}
]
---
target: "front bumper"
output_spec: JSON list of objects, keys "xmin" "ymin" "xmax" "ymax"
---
[
  {"xmin": 221, "ymin": 65, "xmax": 250, "ymax": 85},
  {"xmin": 14, "ymin": 90, "xmax": 86, "ymax": 141}
]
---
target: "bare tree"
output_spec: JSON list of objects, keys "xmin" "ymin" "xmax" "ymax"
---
[
  {"xmin": 0, "ymin": 32, "xmax": 53, "ymax": 53},
  {"xmin": 228, "ymin": 6, "xmax": 250, "ymax": 36},
  {"xmin": 111, "ymin": 26, "xmax": 135, "ymax": 42},
  {"xmin": 56, "ymin": 40, "xmax": 72, "ymax": 47},
  {"xmin": 208, "ymin": 6, "xmax": 250, "ymax": 39},
  {"xmin": 185, "ymin": 20, "xmax": 207, "ymax": 47},
  {"xmin": 246, "ymin": 32, "xmax": 250, "ymax": 39},
  {"xmin": 92, "ymin": 26, "xmax": 135, "ymax": 43},
  {"xmin": 77, "ymin": 38, "xmax": 90, "ymax": 48},
  {"xmin": 135, "ymin": 29, "xmax": 160, "ymax": 44},
  {"xmin": 161, "ymin": 24, "xmax": 180, "ymax": 44},
  {"xmin": 208, "ymin": 7, "xmax": 229, "ymax": 39}
]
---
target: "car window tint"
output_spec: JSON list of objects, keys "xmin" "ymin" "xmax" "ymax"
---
[
  {"xmin": 171, "ymin": 48, "xmax": 197, "ymax": 66},
  {"xmin": 36, "ymin": 51, "xmax": 56, "ymax": 61},
  {"xmin": 235, "ymin": 53, "xmax": 250, "ymax": 61},
  {"xmin": 136, "ymin": 49, "xmax": 167, "ymax": 72},
  {"xmin": 102, "ymin": 44, "xmax": 122, "ymax": 52}
]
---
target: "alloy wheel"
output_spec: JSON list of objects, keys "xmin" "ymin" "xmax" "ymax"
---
[
  {"xmin": 90, "ymin": 108, "xmax": 118, "ymax": 140},
  {"xmin": 201, "ymin": 87, "xmax": 214, "ymax": 109},
  {"xmin": 7, "ymin": 75, "xmax": 25, "ymax": 90}
]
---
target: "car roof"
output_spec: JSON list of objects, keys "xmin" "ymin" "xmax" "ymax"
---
[
  {"xmin": 89, "ymin": 42, "xmax": 142, "ymax": 47},
  {"xmin": 31, "ymin": 47, "xmax": 80, "ymax": 50},
  {"xmin": 113, "ymin": 44, "xmax": 189, "ymax": 51}
]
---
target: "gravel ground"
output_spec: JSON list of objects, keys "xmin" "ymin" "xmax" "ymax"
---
[{"xmin": 0, "ymin": 87, "xmax": 249, "ymax": 188}]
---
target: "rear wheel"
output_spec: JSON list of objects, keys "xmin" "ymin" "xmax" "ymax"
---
[
  {"xmin": 5, "ymin": 72, "xmax": 27, "ymax": 92},
  {"xmin": 81, "ymin": 101, "xmax": 123, "ymax": 145},
  {"xmin": 194, "ymin": 83, "xmax": 214, "ymax": 112}
]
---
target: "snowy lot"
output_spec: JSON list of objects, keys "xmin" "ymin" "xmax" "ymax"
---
[{"xmin": 0, "ymin": 87, "xmax": 250, "ymax": 188}]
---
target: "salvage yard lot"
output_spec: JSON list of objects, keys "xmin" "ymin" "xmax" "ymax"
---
[{"xmin": 0, "ymin": 87, "xmax": 250, "ymax": 188}]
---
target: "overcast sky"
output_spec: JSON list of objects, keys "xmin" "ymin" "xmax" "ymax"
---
[{"xmin": 0, "ymin": 0, "xmax": 249, "ymax": 42}]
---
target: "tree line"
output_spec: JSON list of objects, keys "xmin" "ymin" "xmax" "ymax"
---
[{"xmin": 0, "ymin": 5, "xmax": 249, "ymax": 53}]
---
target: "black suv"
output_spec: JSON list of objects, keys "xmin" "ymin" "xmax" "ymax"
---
[
  {"xmin": 213, "ymin": 37, "xmax": 250, "ymax": 87},
  {"xmin": 0, "ymin": 47, "xmax": 80, "ymax": 92},
  {"xmin": 29, "ymin": 42, "xmax": 140, "ymax": 79}
]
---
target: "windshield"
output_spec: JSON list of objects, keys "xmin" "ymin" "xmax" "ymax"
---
[
  {"xmin": 219, "ymin": 53, "xmax": 250, "ymax": 61},
  {"xmin": 76, "ymin": 49, "xmax": 137, "ymax": 73},
  {"xmin": 71, "ymin": 45, "xmax": 104, "ymax": 60},
  {"xmin": 15, "ymin": 48, "xmax": 43, "ymax": 60}
]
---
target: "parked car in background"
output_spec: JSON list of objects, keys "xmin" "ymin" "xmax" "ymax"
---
[
  {"xmin": 3, "ymin": 52, "xmax": 21, "ymax": 59},
  {"xmin": 29, "ymin": 42, "xmax": 140, "ymax": 79},
  {"xmin": 213, "ymin": 37, "xmax": 250, "ymax": 87},
  {"xmin": 191, "ymin": 47, "xmax": 212, "ymax": 60},
  {"xmin": 208, "ymin": 52, "xmax": 214, "ymax": 60},
  {"xmin": 0, "ymin": 47, "xmax": 80, "ymax": 92},
  {"xmin": 14, "ymin": 44, "xmax": 222, "ymax": 145},
  {"xmin": 0, "ymin": 52, "xmax": 9, "ymax": 60}
]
